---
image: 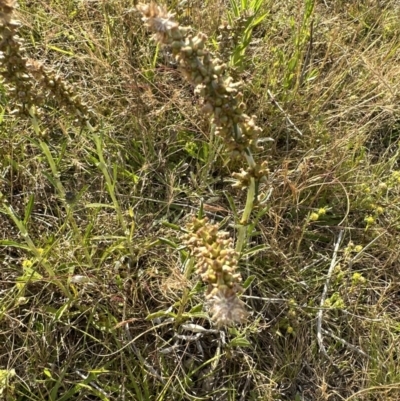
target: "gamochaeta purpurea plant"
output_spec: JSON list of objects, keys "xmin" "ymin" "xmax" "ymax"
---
[
  {"xmin": 0, "ymin": 0, "xmax": 102, "ymax": 294},
  {"xmin": 0, "ymin": 0, "xmax": 142, "ymax": 294},
  {"xmin": 0, "ymin": 0, "xmax": 95, "ymax": 122},
  {"xmin": 137, "ymin": 2, "xmax": 268, "ymax": 326}
]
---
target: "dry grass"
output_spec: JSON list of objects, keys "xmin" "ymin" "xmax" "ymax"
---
[{"xmin": 1, "ymin": 0, "xmax": 400, "ymax": 400}]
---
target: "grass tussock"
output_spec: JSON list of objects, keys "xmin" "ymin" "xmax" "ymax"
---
[{"xmin": 1, "ymin": 0, "xmax": 400, "ymax": 400}]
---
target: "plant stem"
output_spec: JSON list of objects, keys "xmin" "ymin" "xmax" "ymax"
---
[
  {"xmin": 3, "ymin": 204, "xmax": 71, "ymax": 297},
  {"xmin": 235, "ymin": 176, "xmax": 255, "ymax": 254},
  {"xmin": 92, "ymin": 131, "xmax": 136, "ymax": 258}
]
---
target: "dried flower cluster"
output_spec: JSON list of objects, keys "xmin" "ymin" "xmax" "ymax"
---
[
  {"xmin": 137, "ymin": 2, "xmax": 264, "ymax": 171},
  {"xmin": 232, "ymin": 160, "xmax": 269, "ymax": 190},
  {"xmin": 0, "ymin": 0, "xmax": 14, "ymax": 25},
  {"xmin": 0, "ymin": 0, "xmax": 94, "ymax": 122},
  {"xmin": 183, "ymin": 217, "xmax": 247, "ymax": 326}
]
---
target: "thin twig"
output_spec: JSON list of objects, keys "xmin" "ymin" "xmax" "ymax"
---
[
  {"xmin": 241, "ymin": 295, "xmax": 287, "ymax": 303},
  {"xmin": 267, "ymin": 89, "xmax": 304, "ymax": 137},
  {"xmin": 321, "ymin": 327, "xmax": 371, "ymax": 360},
  {"xmin": 299, "ymin": 19, "xmax": 314, "ymax": 87},
  {"xmin": 317, "ymin": 230, "xmax": 343, "ymax": 358},
  {"xmin": 125, "ymin": 323, "xmax": 165, "ymax": 383}
]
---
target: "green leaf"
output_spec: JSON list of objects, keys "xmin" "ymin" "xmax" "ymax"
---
[
  {"xmin": 228, "ymin": 0, "xmax": 240, "ymax": 19},
  {"xmin": 39, "ymin": 141, "xmax": 57, "ymax": 176},
  {"xmin": 161, "ymin": 221, "xmax": 183, "ymax": 231},
  {"xmin": 242, "ymin": 275, "xmax": 256, "ymax": 290},
  {"xmin": 146, "ymin": 310, "xmax": 176, "ymax": 320},
  {"xmin": 88, "ymin": 368, "xmax": 110, "ymax": 374},
  {"xmin": 189, "ymin": 304, "xmax": 203, "ymax": 314},
  {"xmin": 243, "ymin": 244, "xmax": 267, "ymax": 257},
  {"xmin": 42, "ymin": 171, "xmax": 60, "ymax": 193},
  {"xmin": 16, "ymin": 261, "xmax": 43, "ymax": 290},
  {"xmin": 0, "ymin": 240, "xmax": 30, "ymax": 250},
  {"xmin": 223, "ymin": 190, "xmax": 238, "ymax": 218},
  {"xmin": 158, "ymin": 237, "xmax": 178, "ymax": 248},
  {"xmin": 48, "ymin": 45, "xmax": 74, "ymax": 56},
  {"xmin": 252, "ymin": 12, "xmax": 268, "ymax": 27},
  {"xmin": 56, "ymin": 385, "xmax": 81, "ymax": 401},
  {"xmin": 229, "ymin": 337, "xmax": 251, "ymax": 348},
  {"xmin": 198, "ymin": 199, "xmax": 205, "ymax": 219},
  {"xmin": 54, "ymin": 301, "xmax": 71, "ymax": 321},
  {"xmin": 23, "ymin": 194, "xmax": 35, "ymax": 226},
  {"xmin": 182, "ymin": 312, "xmax": 209, "ymax": 319},
  {"xmin": 84, "ymin": 203, "xmax": 116, "ymax": 209},
  {"xmin": 0, "ymin": 105, "xmax": 5, "ymax": 124}
]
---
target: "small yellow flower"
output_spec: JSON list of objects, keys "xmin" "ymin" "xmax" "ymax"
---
[
  {"xmin": 309, "ymin": 212, "xmax": 319, "ymax": 221},
  {"xmin": 364, "ymin": 215, "xmax": 375, "ymax": 226},
  {"xmin": 352, "ymin": 272, "xmax": 366, "ymax": 285},
  {"xmin": 22, "ymin": 259, "xmax": 33, "ymax": 269},
  {"xmin": 354, "ymin": 245, "xmax": 363, "ymax": 252}
]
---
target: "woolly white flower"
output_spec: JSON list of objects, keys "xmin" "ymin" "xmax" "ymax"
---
[
  {"xmin": 137, "ymin": 3, "xmax": 178, "ymax": 42},
  {"xmin": 209, "ymin": 289, "xmax": 248, "ymax": 327}
]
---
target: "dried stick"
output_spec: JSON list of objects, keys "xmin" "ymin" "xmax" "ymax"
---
[
  {"xmin": 267, "ymin": 89, "xmax": 304, "ymax": 137},
  {"xmin": 321, "ymin": 327, "xmax": 370, "ymax": 360},
  {"xmin": 317, "ymin": 230, "xmax": 343, "ymax": 358}
]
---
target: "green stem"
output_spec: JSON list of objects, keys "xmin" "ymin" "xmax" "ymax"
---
[
  {"xmin": 184, "ymin": 256, "xmax": 195, "ymax": 280},
  {"xmin": 93, "ymin": 134, "xmax": 127, "ymax": 232},
  {"xmin": 234, "ymin": 141, "xmax": 258, "ymax": 254},
  {"xmin": 235, "ymin": 176, "xmax": 256, "ymax": 254},
  {"xmin": 92, "ymin": 131, "xmax": 135, "ymax": 257},
  {"xmin": 4, "ymin": 205, "xmax": 71, "ymax": 297},
  {"xmin": 39, "ymin": 140, "xmax": 93, "ymax": 267}
]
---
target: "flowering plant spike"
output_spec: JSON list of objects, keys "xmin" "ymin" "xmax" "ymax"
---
[
  {"xmin": 136, "ymin": 2, "xmax": 266, "ymax": 325},
  {"xmin": 184, "ymin": 217, "xmax": 248, "ymax": 326},
  {"xmin": 137, "ymin": 3, "xmax": 267, "ymax": 177}
]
